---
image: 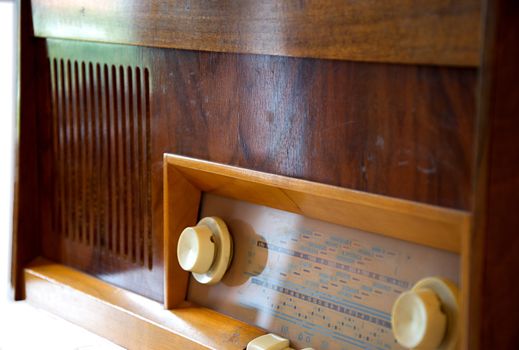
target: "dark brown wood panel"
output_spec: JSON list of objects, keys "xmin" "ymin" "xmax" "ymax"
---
[
  {"xmin": 153, "ymin": 49, "xmax": 477, "ymax": 210},
  {"xmin": 468, "ymin": 0, "xmax": 519, "ymax": 348},
  {"xmin": 42, "ymin": 42, "xmax": 162, "ymax": 302},
  {"xmin": 12, "ymin": 0, "xmax": 51, "ymax": 300},
  {"xmin": 32, "ymin": 0, "xmax": 481, "ymax": 66},
  {"xmin": 38, "ymin": 39, "xmax": 476, "ymax": 303},
  {"xmin": 49, "ymin": 58, "xmax": 152, "ymax": 268}
]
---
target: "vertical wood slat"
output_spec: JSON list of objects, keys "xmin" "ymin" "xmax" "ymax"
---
[
  {"xmin": 85, "ymin": 62, "xmax": 94, "ymax": 246},
  {"xmin": 105, "ymin": 64, "xmax": 115, "ymax": 254},
  {"xmin": 98, "ymin": 63, "xmax": 107, "ymax": 250},
  {"xmin": 79, "ymin": 62, "xmax": 88, "ymax": 244},
  {"xmin": 96, "ymin": 63, "xmax": 103, "ymax": 248},
  {"xmin": 126, "ymin": 67, "xmax": 137, "ymax": 261},
  {"xmin": 68, "ymin": 60, "xmax": 77, "ymax": 242},
  {"xmin": 72, "ymin": 61, "xmax": 82, "ymax": 244},
  {"xmin": 132, "ymin": 68, "xmax": 143, "ymax": 261},
  {"xmin": 91, "ymin": 62, "xmax": 99, "ymax": 247},
  {"xmin": 50, "ymin": 59, "xmax": 61, "ymax": 239},
  {"xmin": 126, "ymin": 67, "xmax": 133, "ymax": 261},
  {"xmin": 136, "ymin": 67, "xmax": 144, "ymax": 264},
  {"xmin": 144, "ymin": 68, "xmax": 152, "ymax": 269},
  {"xmin": 119, "ymin": 65, "xmax": 128, "ymax": 258},
  {"xmin": 69, "ymin": 60, "xmax": 75, "ymax": 242},
  {"xmin": 76, "ymin": 61, "xmax": 84, "ymax": 244},
  {"xmin": 114, "ymin": 65, "xmax": 124, "ymax": 257},
  {"xmin": 62, "ymin": 60, "xmax": 69, "ymax": 238},
  {"xmin": 49, "ymin": 59, "xmax": 152, "ymax": 268}
]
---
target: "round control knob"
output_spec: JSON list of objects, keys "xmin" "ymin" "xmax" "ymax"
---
[
  {"xmin": 177, "ymin": 225, "xmax": 215, "ymax": 274},
  {"xmin": 177, "ymin": 216, "xmax": 233, "ymax": 285},
  {"xmin": 392, "ymin": 288, "xmax": 446, "ymax": 349},
  {"xmin": 391, "ymin": 277, "xmax": 459, "ymax": 350}
]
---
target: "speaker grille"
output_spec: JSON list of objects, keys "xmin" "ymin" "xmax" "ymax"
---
[{"xmin": 50, "ymin": 59, "xmax": 152, "ymax": 269}]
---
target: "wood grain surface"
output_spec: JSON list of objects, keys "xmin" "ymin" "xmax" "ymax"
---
[
  {"xmin": 151, "ymin": 46, "xmax": 477, "ymax": 210},
  {"xmin": 32, "ymin": 0, "xmax": 481, "ymax": 66},
  {"xmin": 12, "ymin": 0, "xmax": 51, "ymax": 300},
  {"xmin": 466, "ymin": 0, "xmax": 519, "ymax": 348},
  {"xmin": 163, "ymin": 163, "xmax": 200, "ymax": 308},
  {"xmin": 25, "ymin": 258, "xmax": 264, "ymax": 350},
  {"xmin": 31, "ymin": 39, "xmax": 477, "ymax": 302},
  {"xmin": 44, "ymin": 39, "xmax": 478, "ymax": 209}
]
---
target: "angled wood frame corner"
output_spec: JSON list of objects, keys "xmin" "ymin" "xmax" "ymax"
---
[
  {"xmin": 163, "ymin": 153, "xmax": 471, "ymax": 308},
  {"xmin": 24, "ymin": 258, "xmax": 263, "ymax": 350}
]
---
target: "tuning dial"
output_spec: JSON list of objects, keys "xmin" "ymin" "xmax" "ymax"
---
[
  {"xmin": 391, "ymin": 277, "xmax": 459, "ymax": 350},
  {"xmin": 177, "ymin": 216, "xmax": 233, "ymax": 285}
]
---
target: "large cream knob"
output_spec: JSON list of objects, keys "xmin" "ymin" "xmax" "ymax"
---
[
  {"xmin": 392, "ymin": 277, "xmax": 459, "ymax": 350},
  {"xmin": 177, "ymin": 225, "xmax": 215, "ymax": 274},
  {"xmin": 177, "ymin": 217, "xmax": 233, "ymax": 285},
  {"xmin": 392, "ymin": 288, "xmax": 446, "ymax": 349}
]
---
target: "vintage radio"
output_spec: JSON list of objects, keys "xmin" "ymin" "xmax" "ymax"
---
[{"xmin": 12, "ymin": 0, "xmax": 519, "ymax": 349}]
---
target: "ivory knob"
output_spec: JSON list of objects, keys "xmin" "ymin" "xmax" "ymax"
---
[
  {"xmin": 246, "ymin": 333, "xmax": 315, "ymax": 350},
  {"xmin": 392, "ymin": 288, "xmax": 447, "ymax": 349},
  {"xmin": 177, "ymin": 225, "xmax": 215, "ymax": 274},
  {"xmin": 246, "ymin": 334, "xmax": 289, "ymax": 350},
  {"xmin": 177, "ymin": 217, "xmax": 233, "ymax": 285},
  {"xmin": 392, "ymin": 277, "xmax": 459, "ymax": 350}
]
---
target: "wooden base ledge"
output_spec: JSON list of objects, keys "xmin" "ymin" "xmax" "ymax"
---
[{"xmin": 24, "ymin": 258, "xmax": 264, "ymax": 350}]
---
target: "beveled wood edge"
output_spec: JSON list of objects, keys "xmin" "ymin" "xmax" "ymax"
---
[
  {"xmin": 164, "ymin": 154, "xmax": 471, "ymax": 254},
  {"xmin": 35, "ymin": 34, "xmax": 481, "ymax": 67},
  {"xmin": 24, "ymin": 257, "xmax": 265, "ymax": 350},
  {"xmin": 164, "ymin": 161, "xmax": 201, "ymax": 308},
  {"xmin": 30, "ymin": 0, "xmax": 481, "ymax": 67}
]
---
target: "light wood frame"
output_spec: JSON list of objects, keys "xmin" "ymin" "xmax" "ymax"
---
[
  {"xmin": 24, "ymin": 258, "xmax": 264, "ymax": 350},
  {"xmin": 164, "ymin": 154, "xmax": 472, "ymax": 349}
]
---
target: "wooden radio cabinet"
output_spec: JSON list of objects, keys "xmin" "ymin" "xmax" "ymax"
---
[{"xmin": 12, "ymin": 0, "xmax": 519, "ymax": 349}]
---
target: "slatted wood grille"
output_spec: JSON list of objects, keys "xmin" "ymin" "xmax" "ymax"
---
[{"xmin": 49, "ymin": 58, "xmax": 152, "ymax": 269}]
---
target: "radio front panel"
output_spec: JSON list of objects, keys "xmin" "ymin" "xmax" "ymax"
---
[
  {"xmin": 189, "ymin": 194, "xmax": 459, "ymax": 350},
  {"xmin": 34, "ymin": 38, "xmax": 476, "ymax": 304},
  {"xmin": 162, "ymin": 154, "xmax": 467, "ymax": 350}
]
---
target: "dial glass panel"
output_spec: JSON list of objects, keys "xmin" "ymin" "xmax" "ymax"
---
[{"xmin": 188, "ymin": 194, "xmax": 459, "ymax": 350}]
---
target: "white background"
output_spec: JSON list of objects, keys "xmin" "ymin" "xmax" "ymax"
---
[{"xmin": 0, "ymin": 0, "xmax": 16, "ymax": 305}]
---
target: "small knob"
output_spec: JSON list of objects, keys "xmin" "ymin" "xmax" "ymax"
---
[
  {"xmin": 246, "ymin": 333, "xmax": 289, "ymax": 350},
  {"xmin": 392, "ymin": 288, "xmax": 447, "ymax": 349},
  {"xmin": 177, "ymin": 225, "xmax": 215, "ymax": 274},
  {"xmin": 246, "ymin": 333, "xmax": 315, "ymax": 350}
]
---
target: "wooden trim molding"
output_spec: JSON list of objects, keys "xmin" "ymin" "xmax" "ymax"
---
[
  {"xmin": 24, "ymin": 258, "xmax": 264, "ymax": 350},
  {"xmin": 164, "ymin": 153, "xmax": 471, "ymax": 308},
  {"xmin": 31, "ymin": 0, "xmax": 481, "ymax": 66}
]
